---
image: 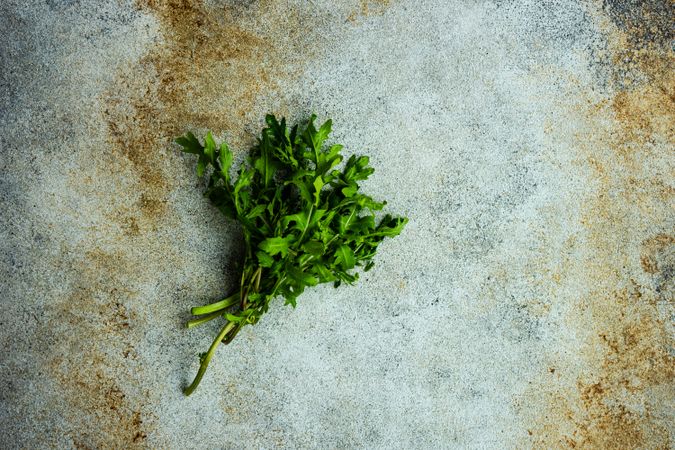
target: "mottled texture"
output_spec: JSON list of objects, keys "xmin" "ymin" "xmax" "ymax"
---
[{"xmin": 0, "ymin": 0, "xmax": 672, "ymax": 448}]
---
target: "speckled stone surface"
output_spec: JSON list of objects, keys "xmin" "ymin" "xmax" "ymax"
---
[{"xmin": 1, "ymin": 0, "xmax": 673, "ymax": 448}]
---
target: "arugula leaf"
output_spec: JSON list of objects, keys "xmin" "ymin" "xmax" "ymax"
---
[
  {"xmin": 301, "ymin": 240, "xmax": 324, "ymax": 256},
  {"xmin": 286, "ymin": 264, "xmax": 319, "ymax": 287},
  {"xmin": 204, "ymin": 131, "xmax": 217, "ymax": 164},
  {"xmin": 335, "ymin": 244, "xmax": 356, "ymax": 270},
  {"xmin": 259, "ymin": 235, "xmax": 295, "ymax": 257},
  {"xmin": 313, "ymin": 176, "xmax": 324, "ymax": 206},
  {"xmin": 254, "ymin": 131, "xmax": 278, "ymax": 188},
  {"xmin": 256, "ymin": 250, "xmax": 275, "ymax": 268},
  {"xmin": 282, "ymin": 208, "xmax": 326, "ymax": 237},
  {"xmin": 337, "ymin": 207, "xmax": 357, "ymax": 235},
  {"xmin": 219, "ymin": 142, "xmax": 233, "ymax": 181},
  {"xmin": 175, "ymin": 131, "xmax": 202, "ymax": 154},
  {"xmin": 245, "ymin": 204, "xmax": 267, "ymax": 220},
  {"xmin": 176, "ymin": 114, "xmax": 407, "ymax": 395}
]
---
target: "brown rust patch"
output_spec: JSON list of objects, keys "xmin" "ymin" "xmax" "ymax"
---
[
  {"xmin": 348, "ymin": 0, "xmax": 392, "ymax": 22},
  {"xmin": 569, "ymin": 286, "xmax": 673, "ymax": 448},
  {"xmin": 640, "ymin": 234, "xmax": 674, "ymax": 275},
  {"xmin": 611, "ymin": 78, "xmax": 674, "ymax": 144},
  {"xmin": 40, "ymin": 247, "xmax": 153, "ymax": 447},
  {"xmin": 521, "ymin": 1, "xmax": 675, "ymax": 447},
  {"xmin": 102, "ymin": 0, "xmax": 329, "ymax": 235},
  {"xmin": 127, "ymin": 0, "xmax": 284, "ymax": 141},
  {"xmin": 56, "ymin": 2, "xmax": 349, "ymax": 444},
  {"xmin": 524, "ymin": 284, "xmax": 674, "ymax": 448},
  {"xmin": 360, "ymin": 0, "xmax": 391, "ymax": 14}
]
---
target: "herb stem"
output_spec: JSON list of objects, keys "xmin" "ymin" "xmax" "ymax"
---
[
  {"xmin": 224, "ymin": 323, "xmax": 243, "ymax": 345},
  {"xmin": 270, "ymin": 275, "xmax": 286, "ymax": 298},
  {"xmin": 186, "ymin": 310, "xmax": 224, "ymax": 328},
  {"xmin": 176, "ymin": 115, "xmax": 407, "ymax": 395},
  {"xmin": 254, "ymin": 266, "xmax": 262, "ymax": 292},
  {"xmin": 191, "ymin": 292, "xmax": 240, "ymax": 316},
  {"xmin": 241, "ymin": 266, "xmax": 262, "ymax": 309},
  {"xmin": 298, "ymin": 205, "xmax": 314, "ymax": 243},
  {"xmin": 184, "ymin": 321, "xmax": 236, "ymax": 396}
]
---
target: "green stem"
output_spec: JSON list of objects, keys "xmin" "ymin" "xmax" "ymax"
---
[
  {"xmin": 186, "ymin": 310, "xmax": 224, "ymax": 329},
  {"xmin": 253, "ymin": 267, "xmax": 262, "ymax": 292},
  {"xmin": 298, "ymin": 205, "xmax": 314, "ymax": 243},
  {"xmin": 270, "ymin": 275, "xmax": 286, "ymax": 298},
  {"xmin": 191, "ymin": 292, "xmax": 239, "ymax": 316},
  {"xmin": 325, "ymin": 234, "xmax": 340, "ymax": 248},
  {"xmin": 184, "ymin": 321, "xmax": 236, "ymax": 396},
  {"xmin": 223, "ymin": 323, "xmax": 243, "ymax": 345},
  {"xmin": 242, "ymin": 266, "xmax": 262, "ymax": 309}
]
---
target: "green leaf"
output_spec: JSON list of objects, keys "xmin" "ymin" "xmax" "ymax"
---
[
  {"xmin": 284, "ymin": 295, "xmax": 298, "ymax": 308},
  {"xmin": 302, "ymin": 240, "xmax": 324, "ymax": 256},
  {"xmin": 205, "ymin": 186, "xmax": 236, "ymax": 219},
  {"xmin": 204, "ymin": 131, "xmax": 216, "ymax": 163},
  {"xmin": 316, "ymin": 119, "xmax": 332, "ymax": 149},
  {"xmin": 234, "ymin": 168, "xmax": 254, "ymax": 194},
  {"xmin": 337, "ymin": 271, "xmax": 359, "ymax": 284},
  {"xmin": 337, "ymin": 207, "xmax": 357, "ymax": 235},
  {"xmin": 302, "ymin": 114, "xmax": 332, "ymax": 157},
  {"xmin": 286, "ymin": 264, "xmax": 318, "ymax": 287},
  {"xmin": 313, "ymin": 263, "xmax": 337, "ymax": 282},
  {"xmin": 371, "ymin": 216, "xmax": 408, "ymax": 238},
  {"xmin": 319, "ymin": 226, "xmax": 335, "ymax": 244},
  {"xmin": 175, "ymin": 131, "xmax": 203, "ymax": 154},
  {"xmin": 282, "ymin": 208, "xmax": 326, "ymax": 236},
  {"xmin": 354, "ymin": 194, "xmax": 385, "ymax": 210},
  {"xmin": 219, "ymin": 142, "xmax": 233, "ymax": 180},
  {"xmin": 259, "ymin": 235, "xmax": 295, "ymax": 257},
  {"xmin": 335, "ymin": 244, "xmax": 355, "ymax": 270},
  {"xmin": 245, "ymin": 204, "xmax": 267, "ymax": 220},
  {"xmin": 313, "ymin": 176, "xmax": 324, "ymax": 206},
  {"xmin": 341, "ymin": 185, "xmax": 358, "ymax": 197},
  {"xmin": 350, "ymin": 215, "xmax": 375, "ymax": 233},
  {"xmin": 178, "ymin": 114, "xmax": 408, "ymax": 395},
  {"xmin": 256, "ymin": 250, "xmax": 275, "ymax": 268},
  {"xmin": 315, "ymin": 144, "xmax": 344, "ymax": 176},
  {"xmin": 196, "ymin": 158, "xmax": 206, "ymax": 177},
  {"xmin": 254, "ymin": 132, "xmax": 278, "ymax": 187},
  {"xmin": 343, "ymin": 154, "xmax": 374, "ymax": 182},
  {"xmin": 288, "ymin": 170, "xmax": 314, "ymax": 204}
]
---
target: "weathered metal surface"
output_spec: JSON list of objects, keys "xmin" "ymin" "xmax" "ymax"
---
[{"xmin": 1, "ymin": 0, "xmax": 672, "ymax": 448}]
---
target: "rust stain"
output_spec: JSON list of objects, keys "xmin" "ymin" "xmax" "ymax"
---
[
  {"xmin": 360, "ymin": 0, "xmax": 391, "ymax": 14},
  {"xmin": 568, "ymin": 287, "xmax": 673, "ymax": 448},
  {"xmin": 40, "ymin": 247, "xmax": 152, "ymax": 447},
  {"xmin": 50, "ymin": 1, "xmax": 354, "ymax": 445},
  {"xmin": 101, "ymin": 0, "xmax": 326, "ymax": 236},
  {"xmin": 348, "ymin": 0, "xmax": 392, "ymax": 22},
  {"xmin": 611, "ymin": 81, "xmax": 674, "ymax": 144},
  {"xmin": 130, "ymin": 0, "xmax": 282, "ymax": 138},
  {"xmin": 520, "ymin": 1, "xmax": 675, "ymax": 448},
  {"xmin": 521, "ymin": 242, "xmax": 674, "ymax": 447},
  {"xmin": 100, "ymin": 0, "xmax": 394, "ymax": 237},
  {"xmin": 640, "ymin": 234, "xmax": 674, "ymax": 275}
]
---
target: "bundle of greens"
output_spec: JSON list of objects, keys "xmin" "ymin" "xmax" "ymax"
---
[{"xmin": 176, "ymin": 114, "xmax": 407, "ymax": 395}]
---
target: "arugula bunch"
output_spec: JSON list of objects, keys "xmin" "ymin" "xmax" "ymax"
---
[{"xmin": 176, "ymin": 114, "xmax": 407, "ymax": 395}]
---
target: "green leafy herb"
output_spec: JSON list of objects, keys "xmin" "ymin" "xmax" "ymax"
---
[{"xmin": 176, "ymin": 114, "xmax": 407, "ymax": 395}]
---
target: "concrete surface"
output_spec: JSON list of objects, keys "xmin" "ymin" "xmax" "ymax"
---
[{"xmin": 1, "ymin": 0, "xmax": 673, "ymax": 448}]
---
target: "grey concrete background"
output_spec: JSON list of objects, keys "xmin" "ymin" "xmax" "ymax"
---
[{"xmin": 1, "ymin": 0, "xmax": 673, "ymax": 448}]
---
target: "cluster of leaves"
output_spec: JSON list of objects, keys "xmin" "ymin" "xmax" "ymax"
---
[{"xmin": 176, "ymin": 114, "xmax": 407, "ymax": 395}]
